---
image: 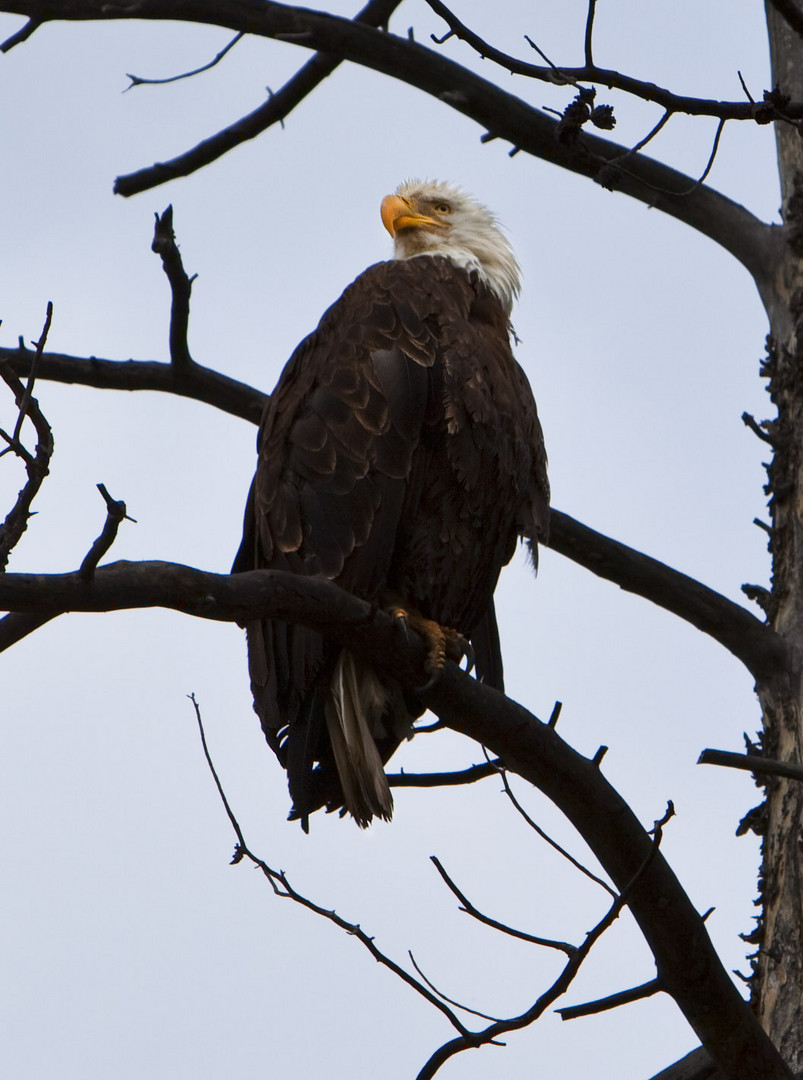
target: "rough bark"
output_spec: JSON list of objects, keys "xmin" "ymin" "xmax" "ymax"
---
[{"xmin": 753, "ymin": 6, "xmax": 803, "ymax": 1072}]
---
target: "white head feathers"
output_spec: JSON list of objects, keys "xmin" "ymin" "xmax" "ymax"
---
[{"xmin": 381, "ymin": 179, "xmax": 521, "ymax": 315}]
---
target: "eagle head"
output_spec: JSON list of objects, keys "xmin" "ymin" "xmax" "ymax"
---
[{"xmin": 381, "ymin": 179, "xmax": 521, "ymax": 315}]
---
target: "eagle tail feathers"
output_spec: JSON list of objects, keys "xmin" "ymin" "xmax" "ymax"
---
[{"xmin": 325, "ymin": 651, "xmax": 393, "ymax": 827}]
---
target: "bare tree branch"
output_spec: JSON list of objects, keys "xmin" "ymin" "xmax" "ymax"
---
[
  {"xmin": 387, "ymin": 759, "xmax": 500, "ymax": 787},
  {"xmin": 0, "ymin": 13, "xmax": 38, "ymax": 51},
  {"xmin": 151, "ymin": 207, "xmax": 195, "ymax": 370},
  {"xmin": 0, "ymin": 0, "xmax": 777, "ymax": 282},
  {"xmin": 114, "ymin": 0, "xmax": 404, "ymax": 196},
  {"xmin": 125, "ymin": 31, "xmax": 244, "ymax": 89},
  {"xmin": 0, "ymin": 481, "xmax": 134, "ymax": 648},
  {"xmin": 583, "ymin": 0, "xmax": 597, "ymax": 68},
  {"xmin": 430, "ymin": 855, "xmax": 577, "ymax": 954},
  {"xmin": 494, "ymin": 762, "xmax": 616, "ymax": 897},
  {"xmin": 0, "ymin": 346, "xmax": 268, "ymax": 425},
  {"xmin": 0, "ymin": 611, "xmax": 57, "ymax": 649},
  {"xmin": 0, "ymin": 307, "xmax": 55, "ymax": 569},
  {"xmin": 78, "ymin": 484, "xmax": 134, "ymax": 580},
  {"xmin": 556, "ymin": 976, "xmax": 662, "ymax": 1020},
  {"xmin": 547, "ymin": 510, "xmax": 786, "ymax": 682},
  {"xmin": 416, "ymin": 804, "xmax": 677, "ymax": 1079},
  {"xmin": 698, "ymin": 748, "xmax": 803, "ymax": 783},
  {"xmin": 406, "ymin": 951, "xmax": 506, "ymax": 1024}
]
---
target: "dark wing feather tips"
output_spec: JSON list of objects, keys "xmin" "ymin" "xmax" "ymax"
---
[{"xmin": 234, "ymin": 253, "xmax": 548, "ymax": 828}]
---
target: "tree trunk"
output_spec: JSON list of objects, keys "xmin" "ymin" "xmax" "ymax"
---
[{"xmin": 754, "ymin": 6, "xmax": 803, "ymax": 1072}]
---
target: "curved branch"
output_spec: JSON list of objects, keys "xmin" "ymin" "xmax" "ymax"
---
[
  {"xmin": 0, "ymin": 0, "xmax": 776, "ymax": 281},
  {"xmin": 430, "ymin": 855, "xmax": 576, "ymax": 954},
  {"xmin": 125, "ymin": 30, "xmax": 244, "ymax": 88},
  {"xmin": 547, "ymin": 510, "xmax": 787, "ymax": 682},
  {"xmin": 0, "ymin": 557, "xmax": 788, "ymax": 1078}
]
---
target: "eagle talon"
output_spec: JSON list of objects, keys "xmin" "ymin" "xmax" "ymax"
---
[{"xmin": 391, "ymin": 606, "xmax": 471, "ymax": 686}]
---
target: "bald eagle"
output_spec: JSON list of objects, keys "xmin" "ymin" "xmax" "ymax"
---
[{"xmin": 234, "ymin": 180, "xmax": 549, "ymax": 828}]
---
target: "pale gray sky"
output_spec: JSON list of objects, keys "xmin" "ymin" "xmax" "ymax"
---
[{"xmin": 0, "ymin": 3, "xmax": 778, "ymax": 1077}]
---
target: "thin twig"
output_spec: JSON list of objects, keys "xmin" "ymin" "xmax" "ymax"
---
[
  {"xmin": 597, "ymin": 117, "xmax": 728, "ymax": 200},
  {"xmin": 613, "ymin": 109, "xmax": 673, "ymax": 162},
  {"xmin": 583, "ymin": 0, "xmax": 597, "ymax": 68},
  {"xmin": 524, "ymin": 34, "xmax": 581, "ymax": 87},
  {"xmin": 494, "ymin": 763, "xmax": 616, "ymax": 897},
  {"xmin": 13, "ymin": 300, "xmax": 51, "ymax": 444},
  {"xmin": 737, "ymin": 70, "xmax": 756, "ymax": 105},
  {"xmin": 430, "ymin": 855, "xmax": 577, "ymax": 955},
  {"xmin": 408, "ymin": 951, "xmax": 506, "ymax": 1023},
  {"xmin": 388, "ymin": 760, "xmax": 500, "ymax": 787},
  {"xmin": 126, "ymin": 32, "xmax": 244, "ymax": 89},
  {"xmin": 672, "ymin": 118, "xmax": 727, "ymax": 196},
  {"xmin": 557, "ymin": 976, "xmax": 662, "ymax": 1020}
]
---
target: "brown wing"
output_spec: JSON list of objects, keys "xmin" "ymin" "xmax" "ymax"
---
[
  {"xmin": 233, "ymin": 257, "xmax": 549, "ymax": 824},
  {"xmin": 234, "ymin": 260, "xmax": 455, "ymax": 821}
]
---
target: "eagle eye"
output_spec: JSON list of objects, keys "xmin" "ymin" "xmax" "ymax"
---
[{"xmin": 433, "ymin": 202, "xmax": 452, "ymax": 215}]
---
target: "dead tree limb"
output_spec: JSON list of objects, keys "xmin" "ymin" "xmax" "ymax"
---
[{"xmin": 0, "ymin": 558, "xmax": 792, "ymax": 1077}]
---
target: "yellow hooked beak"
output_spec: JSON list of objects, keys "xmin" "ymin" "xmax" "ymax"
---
[{"xmin": 381, "ymin": 194, "xmax": 448, "ymax": 237}]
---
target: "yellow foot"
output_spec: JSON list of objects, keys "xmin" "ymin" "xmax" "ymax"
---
[{"xmin": 392, "ymin": 607, "xmax": 474, "ymax": 686}]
